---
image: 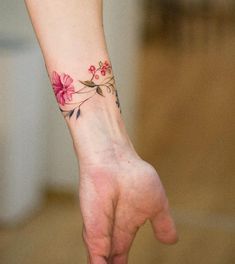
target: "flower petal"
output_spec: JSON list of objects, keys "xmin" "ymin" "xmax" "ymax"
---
[
  {"xmin": 52, "ymin": 71, "xmax": 61, "ymax": 85},
  {"xmin": 61, "ymin": 73, "xmax": 73, "ymax": 87}
]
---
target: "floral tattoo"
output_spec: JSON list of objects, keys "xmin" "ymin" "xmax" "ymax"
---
[{"xmin": 51, "ymin": 60, "xmax": 121, "ymax": 119}]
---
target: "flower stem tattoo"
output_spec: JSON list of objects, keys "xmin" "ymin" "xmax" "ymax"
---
[{"xmin": 51, "ymin": 60, "xmax": 121, "ymax": 119}]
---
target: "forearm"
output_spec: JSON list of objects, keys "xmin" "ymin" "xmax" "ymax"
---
[
  {"xmin": 25, "ymin": 0, "xmax": 136, "ymax": 166},
  {"xmin": 25, "ymin": 0, "xmax": 106, "ymax": 68}
]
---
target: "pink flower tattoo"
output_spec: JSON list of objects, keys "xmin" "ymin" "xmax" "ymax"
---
[
  {"xmin": 51, "ymin": 61, "xmax": 120, "ymax": 120},
  {"xmin": 52, "ymin": 71, "xmax": 75, "ymax": 106}
]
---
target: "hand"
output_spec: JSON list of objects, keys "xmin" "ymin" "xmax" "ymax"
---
[{"xmin": 79, "ymin": 153, "xmax": 178, "ymax": 264}]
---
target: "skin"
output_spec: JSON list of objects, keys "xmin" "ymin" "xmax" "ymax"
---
[{"xmin": 24, "ymin": 1, "xmax": 178, "ymax": 263}]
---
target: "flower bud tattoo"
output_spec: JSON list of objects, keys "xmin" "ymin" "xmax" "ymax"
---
[{"xmin": 51, "ymin": 60, "xmax": 121, "ymax": 119}]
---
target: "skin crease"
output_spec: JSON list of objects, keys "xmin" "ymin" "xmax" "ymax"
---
[{"xmin": 24, "ymin": 1, "xmax": 178, "ymax": 263}]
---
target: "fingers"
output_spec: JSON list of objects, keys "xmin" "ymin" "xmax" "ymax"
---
[
  {"xmin": 81, "ymin": 197, "xmax": 114, "ymax": 263},
  {"xmin": 82, "ymin": 214, "xmax": 112, "ymax": 263},
  {"xmin": 87, "ymin": 255, "xmax": 108, "ymax": 264},
  {"xmin": 150, "ymin": 205, "xmax": 178, "ymax": 244},
  {"xmin": 83, "ymin": 219, "xmax": 134, "ymax": 264},
  {"xmin": 108, "ymin": 254, "xmax": 128, "ymax": 264},
  {"xmin": 108, "ymin": 207, "xmax": 140, "ymax": 264},
  {"xmin": 108, "ymin": 227, "xmax": 136, "ymax": 264}
]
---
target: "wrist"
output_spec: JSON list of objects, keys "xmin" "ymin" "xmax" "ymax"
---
[
  {"xmin": 69, "ymin": 101, "xmax": 138, "ymax": 167},
  {"xmin": 48, "ymin": 59, "xmax": 138, "ymax": 166}
]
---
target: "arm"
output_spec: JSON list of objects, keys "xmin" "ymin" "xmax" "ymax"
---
[{"xmin": 24, "ymin": 1, "xmax": 178, "ymax": 263}]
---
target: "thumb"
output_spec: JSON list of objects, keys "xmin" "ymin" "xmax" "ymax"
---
[{"xmin": 150, "ymin": 206, "xmax": 178, "ymax": 245}]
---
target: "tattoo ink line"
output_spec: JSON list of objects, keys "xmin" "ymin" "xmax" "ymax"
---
[{"xmin": 51, "ymin": 60, "xmax": 121, "ymax": 120}]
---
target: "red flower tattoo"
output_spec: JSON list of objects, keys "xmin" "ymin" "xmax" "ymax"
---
[
  {"xmin": 52, "ymin": 71, "xmax": 75, "ymax": 106},
  {"xmin": 51, "ymin": 61, "xmax": 120, "ymax": 120}
]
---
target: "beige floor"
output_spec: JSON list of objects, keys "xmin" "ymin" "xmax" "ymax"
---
[
  {"xmin": 1, "ymin": 19, "xmax": 235, "ymax": 264},
  {"xmin": 0, "ymin": 192, "xmax": 234, "ymax": 264}
]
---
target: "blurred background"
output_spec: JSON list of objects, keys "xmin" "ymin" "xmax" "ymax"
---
[{"xmin": 0, "ymin": 0, "xmax": 235, "ymax": 263}]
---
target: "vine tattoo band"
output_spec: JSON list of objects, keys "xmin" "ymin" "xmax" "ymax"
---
[{"xmin": 51, "ymin": 60, "xmax": 121, "ymax": 119}]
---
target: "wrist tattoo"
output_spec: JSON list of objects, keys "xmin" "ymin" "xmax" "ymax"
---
[{"xmin": 51, "ymin": 60, "xmax": 121, "ymax": 119}]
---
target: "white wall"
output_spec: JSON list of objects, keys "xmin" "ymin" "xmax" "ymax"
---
[
  {"xmin": 0, "ymin": 45, "xmax": 48, "ymax": 223},
  {"xmin": 0, "ymin": 1, "xmax": 49, "ymax": 223}
]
